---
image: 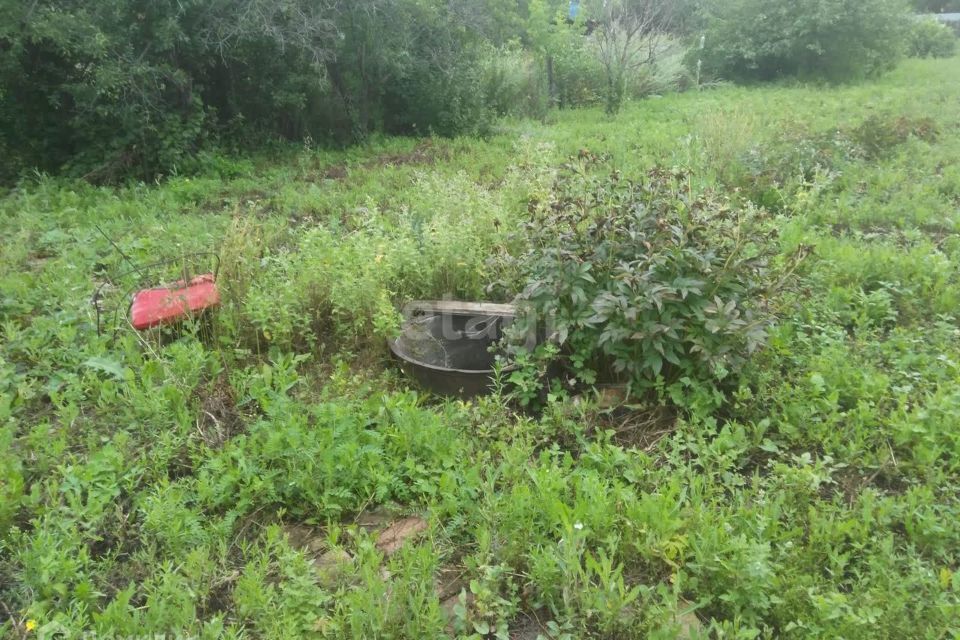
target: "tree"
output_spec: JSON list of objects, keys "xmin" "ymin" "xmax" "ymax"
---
[
  {"xmin": 590, "ymin": 0, "xmax": 677, "ymax": 114},
  {"xmin": 0, "ymin": 0, "xmax": 342, "ymax": 181},
  {"xmin": 696, "ymin": 0, "xmax": 912, "ymax": 84},
  {"xmin": 0, "ymin": 0, "xmax": 502, "ymax": 182},
  {"xmin": 908, "ymin": 17, "xmax": 958, "ymax": 57}
]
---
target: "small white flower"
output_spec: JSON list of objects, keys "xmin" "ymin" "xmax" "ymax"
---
[{"xmin": 573, "ymin": 522, "xmax": 584, "ymax": 531}]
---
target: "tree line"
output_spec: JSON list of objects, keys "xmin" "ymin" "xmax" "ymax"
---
[{"xmin": 0, "ymin": 0, "xmax": 947, "ymax": 183}]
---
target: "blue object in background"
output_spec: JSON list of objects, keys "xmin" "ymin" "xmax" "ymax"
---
[{"xmin": 569, "ymin": 0, "xmax": 580, "ymax": 20}]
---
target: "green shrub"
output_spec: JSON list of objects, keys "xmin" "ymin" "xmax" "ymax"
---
[
  {"xmin": 481, "ymin": 45, "xmax": 549, "ymax": 119},
  {"xmin": 695, "ymin": 0, "xmax": 912, "ymax": 83},
  {"xmin": 0, "ymin": 0, "xmax": 503, "ymax": 182},
  {"xmin": 505, "ymin": 158, "xmax": 793, "ymax": 403},
  {"xmin": 908, "ymin": 18, "xmax": 958, "ymax": 58},
  {"xmin": 370, "ymin": 8, "xmax": 496, "ymax": 138},
  {"xmin": 851, "ymin": 113, "xmax": 940, "ymax": 159},
  {"xmin": 551, "ymin": 38, "xmax": 608, "ymax": 109},
  {"xmin": 627, "ymin": 41, "xmax": 694, "ymax": 98},
  {"xmin": 482, "ymin": 29, "xmax": 672, "ymax": 117}
]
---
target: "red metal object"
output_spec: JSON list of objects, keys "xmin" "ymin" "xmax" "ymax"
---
[{"xmin": 130, "ymin": 274, "xmax": 220, "ymax": 330}]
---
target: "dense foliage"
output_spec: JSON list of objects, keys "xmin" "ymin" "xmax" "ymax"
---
[
  {"xmin": 3, "ymin": 0, "xmax": 932, "ymax": 184},
  {"xmin": 909, "ymin": 17, "xmax": 959, "ymax": 57},
  {"xmin": 3, "ymin": 0, "xmax": 691, "ymax": 184},
  {"xmin": 506, "ymin": 160, "xmax": 785, "ymax": 405},
  {"xmin": 0, "ymin": 0, "xmax": 512, "ymax": 183},
  {"xmin": 695, "ymin": 0, "xmax": 912, "ymax": 83}
]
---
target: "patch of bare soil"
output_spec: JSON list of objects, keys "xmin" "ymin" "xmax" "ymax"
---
[
  {"xmin": 674, "ymin": 599, "xmax": 705, "ymax": 639},
  {"xmin": 318, "ymin": 140, "xmax": 450, "ymax": 181},
  {"xmin": 195, "ymin": 374, "xmax": 243, "ymax": 448},
  {"xmin": 368, "ymin": 140, "xmax": 450, "ymax": 168},
  {"xmin": 508, "ymin": 610, "xmax": 551, "ymax": 640},
  {"xmin": 590, "ymin": 399, "xmax": 677, "ymax": 451},
  {"xmin": 321, "ymin": 164, "xmax": 348, "ymax": 180},
  {"xmin": 282, "ymin": 511, "xmax": 430, "ymax": 583},
  {"xmin": 375, "ymin": 516, "xmax": 429, "ymax": 556}
]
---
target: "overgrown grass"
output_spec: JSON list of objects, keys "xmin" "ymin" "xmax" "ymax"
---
[{"xmin": 1, "ymin": 56, "xmax": 959, "ymax": 638}]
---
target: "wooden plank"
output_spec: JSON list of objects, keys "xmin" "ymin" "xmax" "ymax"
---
[{"xmin": 406, "ymin": 300, "xmax": 517, "ymax": 317}]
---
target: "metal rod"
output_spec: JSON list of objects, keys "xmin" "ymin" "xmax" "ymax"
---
[{"xmin": 95, "ymin": 225, "xmax": 145, "ymax": 279}]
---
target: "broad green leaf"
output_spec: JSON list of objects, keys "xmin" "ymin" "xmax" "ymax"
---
[{"xmin": 83, "ymin": 356, "xmax": 126, "ymax": 379}]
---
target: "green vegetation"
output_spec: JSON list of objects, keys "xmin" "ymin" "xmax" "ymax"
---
[
  {"xmin": 1, "ymin": 0, "xmax": 926, "ymax": 184},
  {"xmin": 696, "ymin": 0, "xmax": 911, "ymax": 83},
  {"xmin": 2, "ymin": 54, "xmax": 959, "ymax": 638},
  {"xmin": 503, "ymin": 163, "xmax": 789, "ymax": 404},
  {"xmin": 909, "ymin": 17, "xmax": 959, "ymax": 58}
]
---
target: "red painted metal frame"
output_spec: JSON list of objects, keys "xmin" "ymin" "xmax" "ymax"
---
[
  {"xmin": 130, "ymin": 274, "xmax": 220, "ymax": 330},
  {"xmin": 92, "ymin": 252, "xmax": 221, "ymax": 336}
]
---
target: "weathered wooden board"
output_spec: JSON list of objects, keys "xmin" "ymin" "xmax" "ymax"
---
[{"xmin": 406, "ymin": 300, "xmax": 517, "ymax": 317}]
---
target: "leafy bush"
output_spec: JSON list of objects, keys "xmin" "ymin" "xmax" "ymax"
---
[
  {"xmin": 732, "ymin": 129, "xmax": 860, "ymax": 209},
  {"xmin": 908, "ymin": 18, "xmax": 958, "ymax": 58},
  {"xmin": 551, "ymin": 38, "xmax": 608, "ymax": 108},
  {"xmin": 481, "ymin": 45, "xmax": 550, "ymax": 119},
  {"xmin": 505, "ymin": 158, "xmax": 793, "ymax": 402},
  {"xmin": 626, "ymin": 40, "xmax": 694, "ymax": 98},
  {"xmin": 695, "ymin": 0, "xmax": 912, "ymax": 83},
  {"xmin": 344, "ymin": 1, "xmax": 497, "ymax": 138},
  {"xmin": 0, "ymin": 0, "xmax": 502, "ymax": 182},
  {"xmin": 0, "ymin": 0, "xmax": 331, "ymax": 181}
]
